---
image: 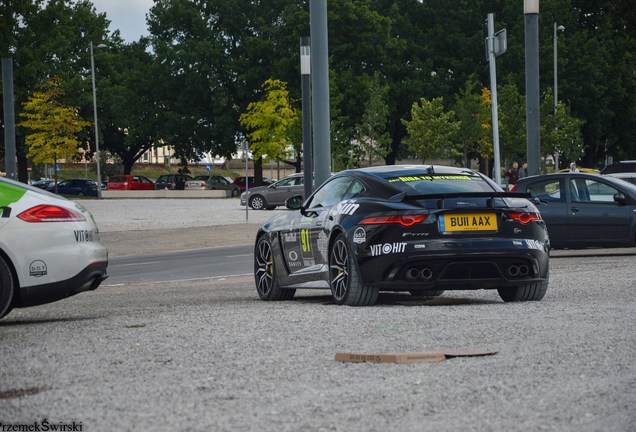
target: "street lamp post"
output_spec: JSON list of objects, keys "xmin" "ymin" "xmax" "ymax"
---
[
  {"xmin": 300, "ymin": 37, "xmax": 312, "ymax": 199},
  {"xmin": 553, "ymin": 23, "xmax": 565, "ymax": 170},
  {"xmin": 90, "ymin": 41, "xmax": 108, "ymax": 199}
]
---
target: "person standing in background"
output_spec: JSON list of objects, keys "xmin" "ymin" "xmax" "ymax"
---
[
  {"xmin": 505, "ymin": 161, "xmax": 520, "ymax": 191},
  {"xmin": 519, "ymin": 162, "xmax": 528, "ymax": 179}
]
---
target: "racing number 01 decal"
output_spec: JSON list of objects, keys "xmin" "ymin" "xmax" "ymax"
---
[{"xmin": 301, "ymin": 228, "xmax": 311, "ymax": 253}]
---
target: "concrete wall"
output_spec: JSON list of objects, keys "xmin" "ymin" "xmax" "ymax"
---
[{"xmin": 102, "ymin": 190, "xmax": 231, "ymax": 199}]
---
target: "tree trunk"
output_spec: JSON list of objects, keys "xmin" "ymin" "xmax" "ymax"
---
[
  {"xmin": 384, "ymin": 134, "xmax": 398, "ymax": 165},
  {"xmin": 122, "ymin": 154, "xmax": 136, "ymax": 175},
  {"xmin": 254, "ymin": 157, "xmax": 263, "ymax": 182},
  {"xmin": 16, "ymin": 137, "xmax": 28, "ymax": 183}
]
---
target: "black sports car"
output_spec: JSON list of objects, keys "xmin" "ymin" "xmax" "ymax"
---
[{"xmin": 254, "ymin": 165, "xmax": 550, "ymax": 306}]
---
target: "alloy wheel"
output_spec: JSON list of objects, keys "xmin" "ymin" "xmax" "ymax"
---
[
  {"xmin": 330, "ymin": 238, "xmax": 349, "ymax": 301},
  {"xmin": 255, "ymin": 239, "xmax": 274, "ymax": 297}
]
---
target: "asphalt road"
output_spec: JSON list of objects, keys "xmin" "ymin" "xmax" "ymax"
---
[
  {"xmin": 1, "ymin": 199, "xmax": 635, "ymax": 431},
  {"xmin": 107, "ymin": 245, "xmax": 253, "ymax": 285}
]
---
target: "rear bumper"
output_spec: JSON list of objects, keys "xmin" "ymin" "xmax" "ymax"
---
[
  {"xmin": 356, "ymin": 239, "xmax": 549, "ymax": 291},
  {"xmin": 17, "ymin": 261, "xmax": 108, "ymax": 307}
]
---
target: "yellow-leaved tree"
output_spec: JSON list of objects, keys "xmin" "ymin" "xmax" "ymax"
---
[
  {"xmin": 18, "ymin": 77, "xmax": 91, "ymax": 165},
  {"xmin": 239, "ymin": 79, "xmax": 300, "ymax": 168}
]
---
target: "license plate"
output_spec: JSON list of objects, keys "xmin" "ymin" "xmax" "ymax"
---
[{"xmin": 439, "ymin": 213, "xmax": 497, "ymax": 232}]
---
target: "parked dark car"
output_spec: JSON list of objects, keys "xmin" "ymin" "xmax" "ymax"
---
[
  {"xmin": 155, "ymin": 174, "xmax": 193, "ymax": 190},
  {"xmin": 31, "ymin": 179, "xmax": 55, "ymax": 190},
  {"xmin": 233, "ymin": 176, "xmax": 274, "ymax": 193},
  {"xmin": 107, "ymin": 175, "xmax": 155, "ymax": 190},
  {"xmin": 513, "ymin": 172, "xmax": 636, "ymax": 249},
  {"xmin": 254, "ymin": 165, "xmax": 550, "ymax": 306},
  {"xmin": 600, "ymin": 160, "xmax": 636, "ymax": 175},
  {"xmin": 46, "ymin": 179, "xmax": 98, "ymax": 197}
]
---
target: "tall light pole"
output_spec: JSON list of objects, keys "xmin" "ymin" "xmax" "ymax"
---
[
  {"xmin": 553, "ymin": 23, "xmax": 565, "ymax": 171},
  {"xmin": 300, "ymin": 37, "xmax": 312, "ymax": 199},
  {"xmin": 309, "ymin": 0, "xmax": 331, "ymax": 189},
  {"xmin": 90, "ymin": 41, "xmax": 108, "ymax": 199},
  {"xmin": 524, "ymin": 0, "xmax": 541, "ymax": 176}
]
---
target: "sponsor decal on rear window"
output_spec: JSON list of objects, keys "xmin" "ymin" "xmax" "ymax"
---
[{"xmin": 388, "ymin": 175, "xmax": 477, "ymax": 183}]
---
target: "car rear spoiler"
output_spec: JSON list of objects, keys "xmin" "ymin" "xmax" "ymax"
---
[{"xmin": 388, "ymin": 191, "xmax": 532, "ymax": 209}]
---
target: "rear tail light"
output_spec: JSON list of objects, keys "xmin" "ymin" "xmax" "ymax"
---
[
  {"xmin": 18, "ymin": 205, "xmax": 86, "ymax": 223},
  {"xmin": 508, "ymin": 211, "xmax": 542, "ymax": 224},
  {"xmin": 200, "ymin": 182, "xmax": 206, "ymax": 187},
  {"xmin": 509, "ymin": 184, "xmax": 518, "ymax": 192},
  {"xmin": 359, "ymin": 215, "xmax": 428, "ymax": 227}
]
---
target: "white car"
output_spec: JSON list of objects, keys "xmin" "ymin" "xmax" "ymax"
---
[{"xmin": 0, "ymin": 177, "xmax": 108, "ymax": 318}]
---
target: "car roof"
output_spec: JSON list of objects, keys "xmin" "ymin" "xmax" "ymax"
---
[
  {"xmin": 518, "ymin": 171, "xmax": 636, "ymax": 187},
  {"xmin": 601, "ymin": 160, "xmax": 636, "ymax": 174}
]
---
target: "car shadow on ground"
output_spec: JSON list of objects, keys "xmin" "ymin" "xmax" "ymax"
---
[
  {"xmin": 290, "ymin": 292, "xmax": 499, "ymax": 307},
  {"xmin": 0, "ymin": 316, "xmax": 102, "ymax": 327}
]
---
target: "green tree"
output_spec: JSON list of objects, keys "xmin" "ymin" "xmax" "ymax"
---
[
  {"xmin": 147, "ymin": 0, "xmax": 302, "ymax": 181},
  {"xmin": 541, "ymin": 88, "xmax": 585, "ymax": 166},
  {"xmin": 497, "ymin": 83, "xmax": 527, "ymax": 164},
  {"xmin": 453, "ymin": 76, "xmax": 491, "ymax": 168},
  {"xmin": 240, "ymin": 79, "xmax": 301, "ymax": 171},
  {"xmin": 352, "ymin": 73, "xmax": 391, "ymax": 167},
  {"xmin": 1, "ymin": 0, "xmax": 111, "ymax": 181},
  {"xmin": 18, "ymin": 77, "xmax": 91, "ymax": 164},
  {"xmin": 402, "ymin": 97, "xmax": 461, "ymax": 163},
  {"xmin": 94, "ymin": 40, "xmax": 168, "ymax": 174}
]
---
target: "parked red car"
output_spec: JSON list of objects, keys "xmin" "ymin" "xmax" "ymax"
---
[
  {"xmin": 106, "ymin": 175, "xmax": 155, "ymax": 190},
  {"xmin": 232, "ymin": 176, "xmax": 274, "ymax": 193}
]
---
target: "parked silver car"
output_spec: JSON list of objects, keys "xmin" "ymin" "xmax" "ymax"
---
[
  {"xmin": 193, "ymin": 175, "xmax": 241, "ymax": 196},
  {"xmin": 241, "ymin": 173, "xmax": 305, "ymax": 210}
]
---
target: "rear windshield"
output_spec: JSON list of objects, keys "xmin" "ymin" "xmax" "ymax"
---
[
  {"xmin": 386, "ymin": 174, "xmax": 496, "ymax": 194},
  {"xmin": 110, "ymin": 176, "xmax": 127, "ymax": 182}
]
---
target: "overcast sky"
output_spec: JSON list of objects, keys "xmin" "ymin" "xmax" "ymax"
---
[{"xmin": 91, "ymin": 0, "xmax": 153, "ymax": 42}]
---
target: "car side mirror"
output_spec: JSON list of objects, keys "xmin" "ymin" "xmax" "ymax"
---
[
  {"xmin": 268, "ymin": 183, "xmax": 276, "ymax": 189},
  {"xmin": 285, "ymin": 196, "xmax": 303, "ymax": 210},
  {"xmin": 614, "ymin": 193, "xmax": 628, "ymax": 205}
]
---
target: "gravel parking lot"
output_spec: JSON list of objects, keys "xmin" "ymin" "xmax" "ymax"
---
[{"xmin": 1, "ymin": 198, "xmax": 635, "ymax": 431}]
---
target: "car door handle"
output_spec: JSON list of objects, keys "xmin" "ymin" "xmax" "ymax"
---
[
  {"xmin": 571, "ymin": 207, "xmax": 580, "ymax": 213},
  {"xmin": 329, "ymin": 215, "xmax": 334, "ymax": 221}
]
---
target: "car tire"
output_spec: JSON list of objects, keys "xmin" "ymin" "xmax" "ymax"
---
[
  {"xmin": 250, "ymin": 195, "xmax": 266, "ymax": 210},
  {"xmin": 254, "ymin": 236, "xmax": 295, "ymax": 301},
  {"xmin": 0, "ymin": 255, "xmax": 15, "ymax": 319},
  {"xmin": 497, "ymin": 280, "xmax": 548, "ymax": 302},
  {"xmin": 231, "ymin": 188, "xmax": 239, "ymax": 197},
  {"xmin": 78, "ymin": 192, "xmax": 84, "ymax": 197},
  {"xmin": 329, "ymin": 233, "xmax": 378, "ymax": 306},
  {"xmin": 409, "ymin": 290, "xmax": 444, "ymax": 298}
]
